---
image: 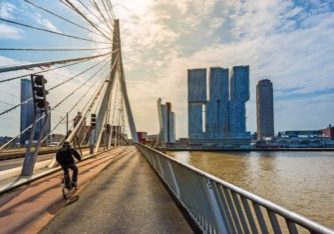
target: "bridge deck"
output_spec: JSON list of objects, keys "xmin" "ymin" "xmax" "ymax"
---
[{"xmin": 0, "ymin": 146, "xmax": 192, "ymax": 234}]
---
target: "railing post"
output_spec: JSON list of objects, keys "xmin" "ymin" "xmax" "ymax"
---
[
  {"xmin": 167, "ymin": 161, "xmax": 180, "ymax": 198},
  {"xmin": 203, "ymin": 178, "xmax": 228, "ymax": 234},
  {"xmin": 156, "ymin": 156, "xmax": 164, "ymax": 178}
]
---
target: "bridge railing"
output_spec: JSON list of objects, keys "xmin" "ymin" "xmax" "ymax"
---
[{"xmin": 136, "ymin": 144, "xmax": 333, "ymax": 234}]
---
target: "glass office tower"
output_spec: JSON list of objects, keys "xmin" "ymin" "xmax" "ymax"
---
[
  {"xmin": 188, "ymin": 68, "xmax": 207, "ymax": 139},
  {"xmin": 229, "ymin": 66, "xmax": 250, "ymax": 137},
  {"xmin": 206, "ymin": 67, "xmax": 229, "ymax": 138}
]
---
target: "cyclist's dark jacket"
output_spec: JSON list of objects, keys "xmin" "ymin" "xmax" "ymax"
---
[{"xmin": 56, "ymin": 147, "xmax": 81, "ymax": 166}]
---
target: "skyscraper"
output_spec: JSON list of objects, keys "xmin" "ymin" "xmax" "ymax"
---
[
  {"xmin": 188, "ymin": 68, "xmax": 207, "ymax": 139},
  {"xmin": 157, "ymin": 99, "xmax": 176, "ymax": 144},
  {"xmin": 20, "ymin": 79, "xmax": 34, "ymax": 145},
  {"xmin": 206, "ymin": 67, "xmax": 229, "ymax": 138},
  {"xmin": 187, "ymin": 66, "xmax": 251, "ymax": 148},
  {"xmin": 256, "ymin": 79, "xmax": 274, "ymax": 140},
  {"xmin": 229, "ymin": 66, "xmax": 250, "ymax": 136}
]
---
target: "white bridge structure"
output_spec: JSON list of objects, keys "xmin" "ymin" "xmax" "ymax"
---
[
  {"xmin": 0, "ymin": 0, "xmax": 137, "ymax": 175},
  {"xmin": 0, "ymin": 1, "xmax": 333, "ymax": 234}
]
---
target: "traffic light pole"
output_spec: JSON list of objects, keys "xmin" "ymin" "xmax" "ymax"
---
[
  {"xmin": 66, "ymin": 112, "xmax": 69, "ymax": 137},
  {"xmin": 89, "ymin": 113, "xmax": 96, "ymax": 154},
  {"xmin": 21, "ymin": 114, "xmax": 50, "ymax": 176},
  {"xmin": 21, "ymin": 75, "xmax": 49, "ymax": 176}
]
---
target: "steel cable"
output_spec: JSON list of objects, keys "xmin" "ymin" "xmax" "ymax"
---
[
  {"xmin": 0, "ymin": 57, "xmax": 109, "ymax": 117},
  {"xmin": 23, "ymin": 0, "xmax": 110, "ymax": 41},
  {"xmin": 89, "ymin": 0, "xmax": 114, "ymax": 33},
  {"xmin": 0, "ymin": 51, "xmax": 112, "ymax": 74},
  {"xmin": 41, "ymin": 68, "xmax": 110, "ymax": 144},
  {"xmin": 100, "ymin": 0, "xmax": 115, "ymax": 27},
  {"xmin": 60, "ymin": 0, "xmax": 113, "ymax": 41},
  {"xmin": 0, "ymin": 18, "xmax": 112, "ymax": 44},
  {"xmin": 75, "ymin": 0, "xmax": 107, "ymax": 26},
  {"xmin": 0, "ymin": 98, "xmax": 32, "ymax": 117},
  {"xmin": 0, "ymin": 47, "xmax": 111, "ymax": 51},
  {"xmin": 106, "ymin": 0, "xmax": 116, "ymax": 20},
  {"xmin": 0, "ymin": 61, "xmax": 111, "ymax": 150},
  {"xmin": 0, "ymin": 59, "xmax": 90, "ymax": 84},
  {"xmin": 51, "ymin": 60, "xmax": 110, "ymax": 110},
  {"xmin": 48, "ymin": 57, "xmax": 110, "ymax": 91},
  {"xmin": 55, "ymin": 54, "xmax": 119, "ymax": 143}
]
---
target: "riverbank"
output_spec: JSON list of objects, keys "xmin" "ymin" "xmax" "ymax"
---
[{"xmin": 167, "ymin": 147, "xmax": 334, "ymax": 152}]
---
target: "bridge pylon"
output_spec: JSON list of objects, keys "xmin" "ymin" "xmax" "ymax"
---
[
  {"xmin": 91, "ymin": 19, "xmax": 138, "ymax": 152},
  {"xmin": 47, "ymin": 20, "xmax": 138, "ymax": 168}
]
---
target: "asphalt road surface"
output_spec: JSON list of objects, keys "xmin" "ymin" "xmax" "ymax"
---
[{"xmin": 41, "ymin": 146, "xmax": 193, "ymax": 234}]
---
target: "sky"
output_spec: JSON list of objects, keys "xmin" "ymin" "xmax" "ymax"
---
[{"xmin": 0, "ymin": 0, "xmax": 333, "ymax": 139}]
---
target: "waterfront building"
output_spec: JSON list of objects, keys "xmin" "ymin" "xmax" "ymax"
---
[
  {"xmin": 278, "ymin": 130, "xmax": 323, "ymax": 138},
  {"xmin": 229, "ymin": 66, "xmax": 250, "ymax": 137},
  {"xmin": 50, "ymin": 133, "xmax": 65, "ymax": 144},
  {"xmin": 0, "ymin": 136, "xmax": 18, "ymax": 147},
  {"xmin": 187, "ymin": 69, "xmax": 207, "ymax": 140},
  {"xmin": 256, "ymin": 79, "xmax": 274, "ymax": 140},
  {"xmin": 137, "ymin": 132, "xmax": 148, "ymax": 144},
  {"xmin": 322, "ymin": 124, "xmax": 334, "ymax": 139},
  {"xmin": 187, "ymin": 66, "xmax": 251, "ymax": 148},
  {"xmin": 263, "ymin": 127, "xmax": 334, "ymax": 148},
  {"xmin": 157, "ymin": 98, "xmax": 176, "ymax": 144},
  {"xmin": 206, "ymin": 67, "xmax": 229, "ymax": 138},
  {"xmin": 20, "ymin": 79, "xmax": 51, "ymax": 146}
]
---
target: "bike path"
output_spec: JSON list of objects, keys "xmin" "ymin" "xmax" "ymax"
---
[
  {"xmin": 41, "ymin": 146, "xmax": 193, "ymax": 234},
  {"xmin": 0, "ymin": 147, "xmax": 130, "ymax": 234}
]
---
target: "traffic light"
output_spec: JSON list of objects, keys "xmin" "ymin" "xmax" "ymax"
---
[
  {"xmin": 91, "ymin": 114, "xmax": 96, "ymax": 129},
  {"xmin": 31, "ymin": 75, "xmax": 48, "ymax": 111},
  {"xmin": 105, "ymin": 124, "xmax": 111, "ymax": 134}
]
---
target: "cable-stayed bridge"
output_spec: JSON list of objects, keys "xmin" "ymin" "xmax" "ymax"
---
[{"xmin": 0, "ymin": 1, "xmax": 333, "ymax": 233}]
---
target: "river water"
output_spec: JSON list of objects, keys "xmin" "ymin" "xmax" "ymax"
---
[{"xmin": 167, "ymin": 151, "xmax": 334, "ymax": 228}]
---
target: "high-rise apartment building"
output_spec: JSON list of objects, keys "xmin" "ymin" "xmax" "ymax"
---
[
  {"xmin": 20, "ymin": 79, "xmax": 34, "ymax": 145},
  {"xmin": 229, "ymin": 66, "xmax": 250, "ymax": 136},
  {"xmin": 20, "ymin": 79, "xmax": 51, "ymax": 145},
  {"xmin": 206, "ymin": 67, "xmax": 229, "ymax": 138},
  {"xmin": 187, "ymin": 66, "xmax": 250, "ymax": 147},
  {"xmin": 188, "ymin": 69, "xmax": 207, "ymax": 139},
  {"xmin": 158, "ymin": 99, "xmax": 176, "ymax": 144},
  {"xmin": 256, "ymin": 79, "xmax": 274, "ymax": 140}
]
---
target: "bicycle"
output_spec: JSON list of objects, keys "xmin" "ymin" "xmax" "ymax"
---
[{"xmin": 60, "ymin": 174, "xmax": 77, "ymax": 199}]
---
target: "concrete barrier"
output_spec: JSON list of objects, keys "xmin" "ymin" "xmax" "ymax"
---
[
  {"xmin": 0, "ymin": 160, "xmax": 51, "ymax": 180},
  {"xmin": 0, "ymin": 148, "xmax": 114, "ymax": 195}
]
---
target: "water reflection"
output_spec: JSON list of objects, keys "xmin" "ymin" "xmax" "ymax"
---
[{"xmin": 167, "ymin": 151, "xmax": 334, "ymax": 228}]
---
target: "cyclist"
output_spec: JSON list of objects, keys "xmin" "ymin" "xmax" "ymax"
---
[{"xmin": 56, "ymin": 141, "xmax": 81, "ymax": 188}]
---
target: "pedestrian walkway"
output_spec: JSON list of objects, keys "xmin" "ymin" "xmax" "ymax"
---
[
  {"xmin": 0, "ymin": 147, "xmax": 130, "ymax": 234},
  {"xmin": 41, "ymin": 146, "xmax": 193, "ymax": 233}
]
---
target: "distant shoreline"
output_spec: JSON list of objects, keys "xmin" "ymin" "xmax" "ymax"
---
[{"xmin": 166, "ymin": 148, "xmax": 334, "ymax": 152}]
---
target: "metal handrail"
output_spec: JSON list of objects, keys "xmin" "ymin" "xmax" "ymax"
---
[{"xmin": 136, "ymin": 144, "xmax": 334, "ymax": 234}]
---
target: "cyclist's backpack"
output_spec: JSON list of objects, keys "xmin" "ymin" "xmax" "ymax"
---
[{"xmin": 56, "ymin": 147, "xmax": 74, "ymax": 165}]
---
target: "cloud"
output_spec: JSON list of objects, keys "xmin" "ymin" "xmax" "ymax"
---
[
  {"xmin": 0, "ymin": 2, "xmax": 16, "ymax": 19},
  {"xmin": 123, "ymin": 0, "xmax": 334, "ymax": 137},
  {"xmin": 33, "ymin": 13, "xmax": 61, "ymax": 33},
  {"xmin": 209, "ymin": 17, "xmax": 225, "ymax": 30},
  {"xmin": 0, "ymin": 23, "xmax": 23, "ymax": 39}
]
